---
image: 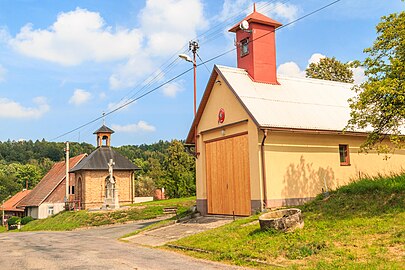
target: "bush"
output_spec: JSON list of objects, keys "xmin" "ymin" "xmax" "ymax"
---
[
  {"xmin": 7, "ymin": 216, "xmax": 21, "ymax": 226},
  {"xmin": 135, "ymin": 175, "xmax": 156, "ymax": 197},
  {"xmin": 21, "ymin": 216, "xmax": 34, "ymax": 225}
]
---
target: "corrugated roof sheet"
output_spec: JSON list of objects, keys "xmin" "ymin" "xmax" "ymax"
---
[
  {"xmin": 17, "ymin": 154, "xmax": 86, "ymax": 207},
  {"xmin": 70, "ymin": 147, "xmax": 140, "ymax": 172},
  {"xmin": 1, "ymin": 189, "xmax": 31, "ymax": 212},
  {"xmin": 218, "ymin": 65, "xmax": 359, "ymax": 132}
]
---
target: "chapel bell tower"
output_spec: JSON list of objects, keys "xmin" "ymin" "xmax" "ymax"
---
[
  {"xmin": 228, "ymin": 4, "xmax": 282, "ymax": 84},
  {"xmin": 94, "ymin": 125, "xmax": 115, "ymax": 147}
]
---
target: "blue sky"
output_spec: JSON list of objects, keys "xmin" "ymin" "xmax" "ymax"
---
[{"xmin": 0, "ymin": 0, "xmax": 403, "ymax": 146}]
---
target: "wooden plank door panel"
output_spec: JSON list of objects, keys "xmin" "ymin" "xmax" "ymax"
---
[{"xmin": 205, "ymin": 134, "xmax": 251, "ymax": 216}]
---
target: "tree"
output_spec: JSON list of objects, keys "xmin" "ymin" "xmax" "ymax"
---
[
  {"xmin": 135, "ymin": 175, "xmax": 156, "ymax": 197},
  {"xmin": 306, "ymin": 57, "xmax": 354, "ymax": 83},
  {"xmin": 163, "ymin": 140, "xmax": 195, "ymax": 198},
  {"xmin": 346, "ymin": 10, "xmax": 405, "ymax": 152}
]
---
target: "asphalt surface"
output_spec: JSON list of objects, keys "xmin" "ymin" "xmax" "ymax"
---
[
  {"xmin": 0, "ymin": 219, "xmax": 244, "ymax": 270},
  {"xmin": 126, "ymin": 216, "xmax": 234, "ymax": 247}
]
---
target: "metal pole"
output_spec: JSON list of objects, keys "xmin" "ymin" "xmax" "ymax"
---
[{"xmin": 189, "ymin": 40, "xmax": 199, "ymax": 157}]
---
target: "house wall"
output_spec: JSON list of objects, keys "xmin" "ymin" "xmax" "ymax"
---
[
  {"xmin": 196, "ymin": 74, "xmax": 261, "ymax": 214},
  {"xmin": 77, "ymin": 170, "xmax": 134, "ymax": 209},
  {"xmin": 26, "ymin": 207, "xmax": 38, "ymax": 219},
  {"xmin": 38, "ymin": 203, "xmax": 65, "ymax": 219},
  {"xmin": 44, "ymin": 179, "xmax": 66, "ymax": 203},
  {"xmin": 262, "ymin": 131, "xmax": 405, "ymax": 207}
]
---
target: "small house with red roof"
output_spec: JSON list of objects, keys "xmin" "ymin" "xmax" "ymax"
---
[
  {"xmin": 1, "ymin": 189, "xmax": 31, "ymax": 220},
  {"xmin": 17, "ymin": 154, "xmax": 86, "ymax": 219}
]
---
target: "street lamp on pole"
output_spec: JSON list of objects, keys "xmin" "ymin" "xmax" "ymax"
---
[{"xmin": 179, "ymin": 40, "xmax": 199, "ymax": 157}]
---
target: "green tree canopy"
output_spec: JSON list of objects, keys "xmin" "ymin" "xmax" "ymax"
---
[
  {"xmin": 347, "ymin": 10, "xmax": 405, "ymax": 152},
  {"xmin": 163, "ymin": 140, "xmax": 195, "ymax": 198},
  {"xmin": 306, "ymin": 56, "xmax": 354, "ymax": 83}
]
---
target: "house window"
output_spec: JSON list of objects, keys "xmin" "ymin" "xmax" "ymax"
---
[
  {"xmin": 48, "ymin": 206, "xmax": 54, "ymax": 215},
  {"xmin": 339, "ymin": 144, "xmax": 350, "ymax": 166},
  {"xmin": 70, "ymin": 186, "xmax": 75, "ymax": 195},
  {"xmin": 240, "ymin": 39, "xmax": 249, "ymax": 57}
]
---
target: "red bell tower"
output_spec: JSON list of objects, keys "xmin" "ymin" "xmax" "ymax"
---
[{"xmin": 229, "ymin": 5, "xmax": 282, "ymax": 84}]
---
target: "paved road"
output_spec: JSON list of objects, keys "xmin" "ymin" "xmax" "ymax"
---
[{"xmin": 0, "ymin": 220, "xmax": 244, "ymax": 270}]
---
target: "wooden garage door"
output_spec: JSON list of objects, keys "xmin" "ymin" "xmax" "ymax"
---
[{"xmin": 205, "ymin": 134, "xmax": 251, "ymax": 216}]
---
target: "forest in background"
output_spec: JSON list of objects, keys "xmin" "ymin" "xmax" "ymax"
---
[{"xmin": 0, "ymin": 139, "xmax": 195, "ymax": 202}]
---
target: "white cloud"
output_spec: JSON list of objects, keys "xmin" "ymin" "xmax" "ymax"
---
[
  {"xmin": 109, "ymin": 0, "xmax": 208, "ymax": 90},
  {"xmin": 9, "ymin": 8, "xmax": 143, "ymax": 66},
  {"xmin": 258, "ymin": 1, "xmax": 299, "ymax": 23},
  {"xmin": 277, "ymin": 61, "xmax": 305, "ymax": 77},
  {"xmin": 112, "ymin": 121, "xmax": 156, "ymax": 133},
  {"xmin": 0, "ymin": 96, "xmax": 49, "ymax": 119},
  {"xmin": 0, "ymin": 64, "xmax": 6, "ymax": 82},
  {"xmin": 107, "ymin": 98, "xmax": 135, "ymax": 111},
  {"xmin": 140, "ymin": 0, "xmax": 208, "ymax": 57},
  {"xmin": 109, "ymin": 55, "xmax": 155, "ymax": 90},
  {"xmin": 308, "ymin": 53, "xmax": 326, "ymax": 65},
  {"xmin": 162, "ymin": 81, "xmax": 184, "ymax": 97},
  {"xmin": 278, "ymin": 53, "xmax": 366, "ymax": 84},
  {"xmin": 219, "ymin": 0, "xmax": 300, "ymax": 23},
  {"xmin": 0, "ymin": 27, "xmax": 10, "ymax": 43},
  {"xmin": 351, "ymin": 66, "xmax": 366, "ymax": 85},
  {"xmin": 99, "ymin": 92, "xmax": 107, "ymax": 100},
  {"xmin": 5, "ymin": 2, "xmax": 208, "ymax": 90},
  {"xmin": 278, "ymin": 53, "xmax": 326, "ymax": 77},
  {"xmin": 69, "ymin": 89, "xmax": 91, "ymax": 106}
]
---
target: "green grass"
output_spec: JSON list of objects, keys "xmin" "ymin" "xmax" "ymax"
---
[
  {"xmin": 167, "ymin": 176, "xmax": 405, "ymax": 269},
  {"xmin": 0, "ymin": 226, "xmax": 6, "ymax": 233},
  {"xmin": 20, "ymin": 197, "xmax": 196, "ymax": 232}
]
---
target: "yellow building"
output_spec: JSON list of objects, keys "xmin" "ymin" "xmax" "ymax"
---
[{"xmin": 186, "ymin": 9, "xmax": 405, "ymax": 216}]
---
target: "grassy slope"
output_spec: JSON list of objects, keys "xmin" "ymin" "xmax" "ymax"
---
[
  {"xmin": 20, "ymin": 197, "xmax": 195, "ymax": 231},
  {"xmin": 168, "ymin": 176, "xmax": 405, "ymax": 269}
]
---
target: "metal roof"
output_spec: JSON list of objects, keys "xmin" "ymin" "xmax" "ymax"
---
[
  {"xmin": 228, "ymin": 9, "xmax": 282, "ymax": 32},
  {"xmin": 70, "ymin": 146, "xmax": 140, "ymax": 172},
  {"xmin": 93, "ymin": 125, "xmax": 115, "ymax": 134},
  {"xmin": 217, "ymin": 65, "xmax": 359, "ymax": 132}
]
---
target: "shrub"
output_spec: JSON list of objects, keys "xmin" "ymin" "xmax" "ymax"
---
[
  {"xmin": 135, "ymin": 175, "xmax": 156, "ymax": 197},
  {"xmin": 7, "ymin": 216, "xmax": 21, "ymax": 226},
  {"xmin": 21, "ymin": 216, "xmax": 34, "ymax": 225}
]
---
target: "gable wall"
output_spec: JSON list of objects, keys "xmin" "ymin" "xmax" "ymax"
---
[
  {"xmin": 79, "ymin": 170, "xmax": 133, "ymax": 209},
  {"xmin": 196, "ymin": 74, "xmax": 261, "ymax": 214},
  {"xmin": 262, "ymin": 131, "xmax": 405, "ymax": 207},
  {"xmin": 43, "ymin": 179, "xmax": 65, "ymax": 203}
]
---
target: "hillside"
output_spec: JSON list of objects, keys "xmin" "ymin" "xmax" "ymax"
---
[
  {"xmin": 168, "ymin": 175, "xmax": 405, "ymax": 269},
  {"xmin": 0, "ymin": 139, "xmax": 196, "ymax": 201}
]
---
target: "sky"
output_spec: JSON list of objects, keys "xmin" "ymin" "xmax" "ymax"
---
[{"xmin": 0, "ymin": 0, "xmax": 403, "ymax": 146}]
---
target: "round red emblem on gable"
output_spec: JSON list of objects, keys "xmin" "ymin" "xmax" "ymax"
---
[{"xmin": 218, "ymin": 108, "xmax": 225, "ymax": 124}]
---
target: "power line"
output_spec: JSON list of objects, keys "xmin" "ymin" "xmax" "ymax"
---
[
  {"xmin": 50, "ymin": 0, "xmax": 342, "ymax": 142},
  {"xmin": 103, "ymin": 0, "xmax": 292, "ymax": 117}
]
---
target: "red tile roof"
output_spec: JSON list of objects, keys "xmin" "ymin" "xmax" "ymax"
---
[
  {"xmin": 1, "ymin": 189, "xmax": 32, "ymax": 212},
  {"xmin": 17, "ymin": 154, "xmax": 86, "ymax": 207}
]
